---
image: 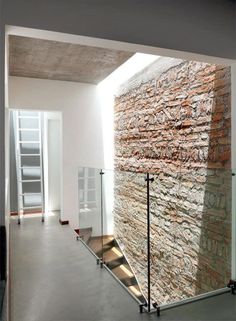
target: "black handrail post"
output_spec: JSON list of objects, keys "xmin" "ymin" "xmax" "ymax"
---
[
  {"xmin": 100, "ymin": 169, "xmax": 104, "ymax": 268},
  {"xmin": 145, "ymin": 172, "xmax": 154, "ymax": 312}
]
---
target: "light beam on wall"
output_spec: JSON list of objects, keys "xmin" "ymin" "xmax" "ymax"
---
[
  {"xmin": 97, "ymin": 53, "xmax": 159, "ymax": 236},
  {"xmin": 98, "ymin": 53, "xmax": 159, "ymax": 169}
]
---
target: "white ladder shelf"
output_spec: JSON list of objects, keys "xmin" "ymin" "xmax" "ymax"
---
[{"xmin": 15, "ymin": 111, "xmax": 45, "ymax": 224}]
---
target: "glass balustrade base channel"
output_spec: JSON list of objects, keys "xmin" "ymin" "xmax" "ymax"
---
[
  {"xmin": 227, "ymin": 279, "xmax": 236, "ymax": 294},
  {"xmin": 147, "ymin": 287, "xmax": 231, "ymax": 317}
]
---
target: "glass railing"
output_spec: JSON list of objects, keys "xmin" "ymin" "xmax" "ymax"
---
[
  {"xmin": 78, "ymin": 166, "xmax": 234, "ymax": 313},
  {"xmin": 78, "ymin": 167, "xmax": 103, "ymax": 263},
  {"xmin": 110, "ymin": 170, "xmax": 148, "ymax": 306},
  {"xmin": 150, "ymin": 168, "xmax": 232, "ymax": 309}
]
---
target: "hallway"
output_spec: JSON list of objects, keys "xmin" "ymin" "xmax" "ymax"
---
[{"xmin": 10, "ymin": 214, "xmax": 236, "ymax": 321}]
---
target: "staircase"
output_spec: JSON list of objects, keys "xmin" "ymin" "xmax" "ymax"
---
[{"xmin": 78, "ymin": 229, "xmax": 146, "ymax": 304}]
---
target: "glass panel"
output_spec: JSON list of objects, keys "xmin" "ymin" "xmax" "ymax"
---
[
  {"xmin": 104, "ymin": 169, "xmax": 147, "ymax": 304},
  {"xmin": 79, "ymin": 190, "xmax": 84, "ymax": 203},
  {"xmin": 150, "ymin": 168, "xmax": 232, "ymax": 306},
  {"xmin": 88, "ymin": 168, "xmax": 95, "ymax": 177},
  {"xmin": 78, "ymin": 167, "xmax": 103, "ymax": 260},
  {"xmin": 87, "ymin": 190, "xmax": 96, "ymax": 202},
  {"xmin": 101, "ymin": 169, "xmax": 114, "ymax": 272},
  {"xmin": 88, "ymin": 178, "xmax": 95, "ymax": 189},
  {"xmin": 78, "ymin": 167, "xmax": 84, "ymax": 178}
]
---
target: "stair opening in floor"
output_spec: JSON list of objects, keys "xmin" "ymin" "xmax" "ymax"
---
[{"xmin": 76, "ymin": 228, "xmax": 146, "ymax": 304}]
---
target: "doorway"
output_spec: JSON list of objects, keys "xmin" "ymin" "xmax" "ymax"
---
[{"xmin": 9, "ymin": 109, "xmax": 62, "ymax": 222}]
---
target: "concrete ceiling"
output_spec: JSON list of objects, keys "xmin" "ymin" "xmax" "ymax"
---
[{"xmin": 9, "ymin": 36, "xmax": 134, "ymax": 84}]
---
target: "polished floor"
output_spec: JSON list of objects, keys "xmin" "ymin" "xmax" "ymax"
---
[{"xmin": 10, "ymin": 213, "xmax": 236, "ymax": 321}]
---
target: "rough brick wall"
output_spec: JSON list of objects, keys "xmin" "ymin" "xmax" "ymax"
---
[{"xmin": 114, "ymin": 59, "xmax": 231, "ymax": 304}]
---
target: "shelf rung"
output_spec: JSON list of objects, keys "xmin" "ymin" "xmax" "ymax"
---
[
  {"xmin": 19, "ymin": 141, "xmax": 40, "ymax": 144},
  {"xmin": 20, "ymin": 192, "xmax": 42, "ymax": 196},
  {"xmin": 18, "ymin": 116, "xmax": 39, "ymax": 119},
  {"xmin": 20, "ymin": 154, "xmax": 40, "ymax": 156},
  {"xmin": 18, "ymin": 128, "xmax": 40, "ymax": 131},
  {"xmin": 20, "ymin": 179, "xmax": 42, "ymax": 183},
  {"xmin": 20, "ymin": 166, "xmax": 41, "ymax": 169}
]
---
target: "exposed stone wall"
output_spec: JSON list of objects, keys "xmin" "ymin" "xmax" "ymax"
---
[{"xmin": 114, "ymin": 58, "xmax": 231, "ymax": 305}]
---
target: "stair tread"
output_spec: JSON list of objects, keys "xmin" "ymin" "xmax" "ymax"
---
[
  {"xmin": 103, "ymin": 236, "xmax": 114, "ymax": 245},
  {"xmin": 128, "ymin": 285, "xmax": 143, "ymax": 297},
  {"xmin": 103, "ymin": 247, "xmax": 123, "ymax": 263},
  {"xmin": 79, "ymin": 228, "xmax": 92, "ymax": 243},
  {"xmin": 88, "ymin": 236, "xmax": 114, "ymax": 254},
  {"xmin": 112, "ymin": 264, "xmax": 134, "ymax": 279}
]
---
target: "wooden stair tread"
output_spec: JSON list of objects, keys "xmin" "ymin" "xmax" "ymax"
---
[
  {"xmin": 112, "ymin": 264, "xmax": 134, "ymax": 279},
  {"xmin": 128, "ymin": 285, "xmax": 143, "ymax": 297},
  {"xmin": 88, "ymin": 236, "xmax": 114, "ymax": 254},
  {"xmin": 103, "ymin": 236, "xmax": 114, "ymax": 245},
  {"xmin": 79, "ymin": 228, "xmax": 92, "ymax": 243},
  {"xmin": 88, "ymin": 239, "xmax": 102, "ymax": 254},
  {"xmin": 103, "ymin": 247, "xmax": 123, "ymax": 263}
]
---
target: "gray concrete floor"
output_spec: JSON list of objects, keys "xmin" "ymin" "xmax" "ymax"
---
[{"xmin": 10, "ymin": 213, "xmax": 236, "ymax": 321}]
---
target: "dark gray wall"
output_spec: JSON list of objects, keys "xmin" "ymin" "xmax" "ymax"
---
[
  {"xmin": 3, "ymin": 0, "xmax": 236, "ymax": 59},
  {"xmin": 0, "ymin": 0, "xmax": 5, "ymax": 225}
]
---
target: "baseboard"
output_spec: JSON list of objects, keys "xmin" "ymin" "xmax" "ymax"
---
[
  {"xmin": 59, "ymin": 219, "xmax": 69, "ymax": 225},
  {"xmin": 74, "ymin": 228, "xmax": 80, "ymax": 235},
  {"xmin": 10, "ymin": 212, "xmax": 18, "ymax": 216}
]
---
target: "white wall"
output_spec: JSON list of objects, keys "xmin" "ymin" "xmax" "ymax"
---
[
  {"xmin": 47, "ymin": 118, "xmax": 61, "ymax": 211},
  {"xmin": 9, "ymin": 76, "xmax": 105, "ymax": 229},
  {"xmin": 42, "ymin": 111, "xmax": 62, "ymax": 214}
]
